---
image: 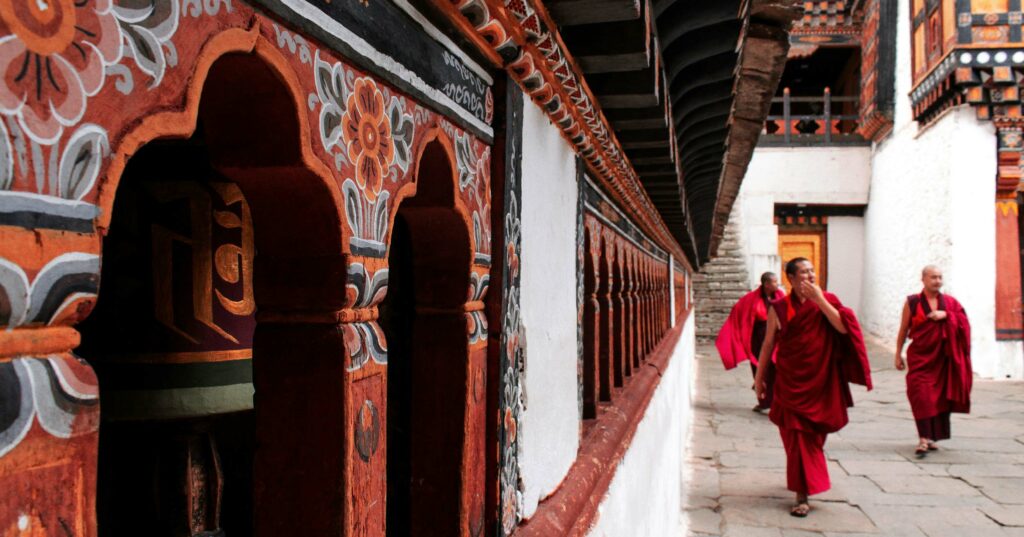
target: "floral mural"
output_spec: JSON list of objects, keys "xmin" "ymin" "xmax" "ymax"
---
[
  {"xmin": 0, "ymin": 0, "xmax": 123, "ymax": 145},
  {"xmin": 343, "ymin": 78, "xmax": 394, "ymax": 202},
  {"xmin": 0, "ymin": 3, "xmax": 494, "ymax": 533},
  {"xmin": 0, "ymin": 2, "xmax": 492, "ymax": 263},
  {"xmin": 308, "ymin": 48, "xmax": 489, "ymax": 260}
]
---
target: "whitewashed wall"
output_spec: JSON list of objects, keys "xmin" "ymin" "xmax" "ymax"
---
[
  {"xmin": 865, "ymin": 108, "xmax": 1003, "ymax": 377},
  {"xmin": 519, "ymin": 98, "xmax": 581, "ymax": 517},
  {"xmin": 861, "ymin": 0, "xmax": 1019, "ymax": 378},
  {"xmin": 736, "ymin": 146, "xmax": 871, "ymax": 295},
  {"xmin": 587, "ymin": 314, "xmax": 695, "ymax": 537},
  {"xmin": 827, "ymin": 216, "xmax": 865, "ymax": 313}
]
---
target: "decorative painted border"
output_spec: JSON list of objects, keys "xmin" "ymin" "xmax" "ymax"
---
[
  {"xmin": 575, "ymin": 157, "xmax": 586, "ymax": 424},
  {"xmin": 254, "ymin": 0, "xmax": 495, "ymax": 140},
  {"xmin": 496, "ymin": 82, "xmax": 525, "ymax": 536},
  {"xmin": 0, "ymin": 3, "xmax": 493, "ymax": 264},
  {"xmin": 582, "ymin": 175, "xmax": 668, "ymax": 263},
  {"xmin": 428, "ymin": 0, "xmax": 686, "ymax": 262}
]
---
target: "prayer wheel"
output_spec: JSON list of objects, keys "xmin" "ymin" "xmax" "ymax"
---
[
  {"xmin": 78, "ymin": 161, "xmax": 257, "ymax": 536},
  {"xmin": 81, "ymin": 178, "xmax": 255, "ymax": 420}
]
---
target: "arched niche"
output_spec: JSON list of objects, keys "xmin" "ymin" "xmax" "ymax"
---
[
  {"xmin": 381, "ymin": 134, "xmax": 485, "ymax": 537},
  {"xmin": 77, "ymin": 42, "xmax": 354, "ymax": 536}
]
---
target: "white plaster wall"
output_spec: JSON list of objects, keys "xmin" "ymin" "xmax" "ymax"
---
[
  {"xmin": 861, "ymin": 0, "xmax": 1017, "ymax": 378},
  {"xmin": 863, "ymin": 105, "xmax": 1004, "ymax": 377},
  {"xmin": 736, "ymin": 190, "xmax": 779, "ymax": 290},
  {"xmin": 518, "ymin": 98, "xmax": 581, "ymax": 517},
  {"xmin": 827, "ymin": 216, "xmax": 865, "ymax": 313},
  {"xmin": 587, "ymin": 314, "xmax": 695, "ymax": 537},
  {"xmin": 743, "ymin": 146, "xmax": 872, "ymax": 204},
  {"xmin": 737, "ymin": 146, "xmax": 871, "ymax": 292}
]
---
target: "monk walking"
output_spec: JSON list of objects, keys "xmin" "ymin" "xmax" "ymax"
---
[
  {"xmin": 894, "ymin": 265, "xmax": 972, "ymax": 458},
  {"xmin": 754, "ymin": 257, "xmax": 872, "ymax": 517},
  {"xmin": 715, "ymin": 272, "xmax": 785, "ymax": 411}
]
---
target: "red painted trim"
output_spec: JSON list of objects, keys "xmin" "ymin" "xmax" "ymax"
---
[{"xmin": 515, "ymin": 307, "xmax": 692, "ymax": 536}]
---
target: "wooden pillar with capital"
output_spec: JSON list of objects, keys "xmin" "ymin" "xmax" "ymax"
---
[
  {"xmin": 612, "ymin": 246, "xmax": 629, "ymax": 383},
  {"xmin": 995, "ymin": 125, "xmax": 1024, "ymax": 341},
  {"xmin": 627, "ymin": 253, "xmax": 640, "ymax": 368},
  {"xmin": 597, "ymin": 234, "xmax": 614, "ymax": 401},
  {"xmin": 582, "ymin": 223, "xmax": 602, "ymax": 419}
]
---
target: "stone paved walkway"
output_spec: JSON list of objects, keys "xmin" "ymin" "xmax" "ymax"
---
[{"xmin": 683, "ymin": 338, "xmax": 1024, "ymax": 537}]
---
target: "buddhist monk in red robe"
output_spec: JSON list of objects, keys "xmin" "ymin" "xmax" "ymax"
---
[
  {"xmin": 715, "ymin": 272, "xmax": 785, "ymax": 411},
  {"xmin": 894, "ymin": 265, "xmax": 972, "ymax": 458},
  {"xmin": 754, "ymin": 257, "xmax": 872, "ymax": 517}
]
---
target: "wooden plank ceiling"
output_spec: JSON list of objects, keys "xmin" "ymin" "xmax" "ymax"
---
[{"xmin": 549, "ymin": 0, "xmax": 799, "ymax": 263}]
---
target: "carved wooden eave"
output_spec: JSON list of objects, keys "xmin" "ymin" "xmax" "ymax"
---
[
  {"xmin": 424, "ymin": 0, "xmax": 688, "ymax": 262},
  {"xmin": 552, "ymin": 0, "xmax": 800, "ymax": 265},
  {"xmin": 707, "ymin": 1, "xmax": 800, "ymax": 262},
  {"xmin": 422, "ymin": 0, "xmax": 799, "ymax": 266}
]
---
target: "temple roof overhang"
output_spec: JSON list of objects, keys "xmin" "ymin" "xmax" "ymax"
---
[{"xmin": 424, "ymin": 0, "xmax": 801, "ymax": 266}]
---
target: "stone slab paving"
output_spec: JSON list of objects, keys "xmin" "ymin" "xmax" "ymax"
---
[{"xmin": 683, "ymin": 338, "xmax": 1024, "ymax": 537}]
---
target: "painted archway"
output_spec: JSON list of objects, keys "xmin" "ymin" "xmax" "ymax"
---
[{"xmin": 0, "ymin": 6, "xmax": 493, "ymax": 535}]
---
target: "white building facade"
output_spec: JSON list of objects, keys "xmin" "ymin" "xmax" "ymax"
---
[{"xmin": 731, "ymin": 0, "xmax": 1023, "ymax": 379}]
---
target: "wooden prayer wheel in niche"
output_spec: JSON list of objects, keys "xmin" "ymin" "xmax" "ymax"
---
[
  {"xmin": 78, "ymin": 162, "xmax": 257, "ymax": 536},
  {"xmin": 81, "ymin": 178, "xmax": 255, "ymax": 420}
]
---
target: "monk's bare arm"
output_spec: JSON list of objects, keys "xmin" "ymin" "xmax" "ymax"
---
[
  {"xmin": 813, "ymin": 293, "xmax": 848, "ymax": 334},
  {"xmin": 894, "ymin": 302, "xmax": 910, "ymax": 371},
  {"xmin": 753, "ymin": 308, "xmax": 778, "ymax": 400},
  {"xmin": 799, "ymin": 281, "xmax": 847, "ymax": 333},
  {"xmin": 820, "ymin": 302, "xmax": 848, "ymax": 333}
]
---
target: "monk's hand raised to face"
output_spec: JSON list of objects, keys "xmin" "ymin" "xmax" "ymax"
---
[
  {"xmin": 799, "ymin": 280, "xmax": 826, "ymax": 305},
  {"xmin": 927, "ymin": 310, "xmax": 947, "ymax": 321}
]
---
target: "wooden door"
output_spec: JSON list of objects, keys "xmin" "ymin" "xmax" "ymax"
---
[{"xmin": 778, "ymin": 231, "xmax": 827, "ymax": 290}]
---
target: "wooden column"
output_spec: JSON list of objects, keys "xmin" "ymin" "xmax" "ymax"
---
[
  {"xmin": 636, "ymin": 257, "xmax": 647, "ymax": 360},
  {"xmin": 612, "ymin": 246, "xmax": 628, "ymax": 385},
  {"xmin": 597, "ymin": 237, "xmax": 614, "ymax": 402},
  {"xmin": 658, "ymin": 271, "xmax": 666, "ymax": 335},
  {"xmin": 252, "ymin": 253, "xmax": 379, "ymax": 537},
  {"xmin": 627, "ymin": 253, "xmax": 640, "ymax": 370},
  {"xmin": 995, "ymin": 125, "xmax": 1024, "ymax": 341},
  {"xmin": 582, "ymin": 227, "xmax": 601, "ymax": 418},
  {"xmin": 643, "ymin": 259, "xmax": 651, "ymax": 352},
  {"xmin": 638, "ymin": 259, "xmax": 647, "ymax": 358}
]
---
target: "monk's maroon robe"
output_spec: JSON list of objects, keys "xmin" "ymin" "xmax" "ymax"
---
[
  {"xmin": 769, "ymin": 292, "xmax": 872, "ymax": 496},
  {"xmin": 717, "ymin": 286, "xmax": 785, "ymax": 408},
  {"xmin": 905, "ymin": 292, "xmax": 972, "ymax": 441},
  {"xmin": 716, "ymin": 286, "xmax": 785, "ymax": 369}
]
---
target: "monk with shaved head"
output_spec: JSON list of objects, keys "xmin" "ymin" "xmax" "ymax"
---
[
  {"xmin": 754, "ymin": 257, "xmax": 872, "ymax": 517},
  {"xmin": 715, "ymin": 271, "xmax": 785, "ymax": 411},
  {"xmin": 895, "ymin": 265, "xmax": 972, "ymax": 457}
]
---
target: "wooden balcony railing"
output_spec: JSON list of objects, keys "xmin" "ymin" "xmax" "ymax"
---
[{"xmin": 760, "ymin": 88, "xmax": 868, "ymax": 146}]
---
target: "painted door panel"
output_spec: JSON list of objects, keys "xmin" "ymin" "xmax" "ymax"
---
[{"xmin": 778, "ymin": 231, "xmax": 827, "ymax": 290}]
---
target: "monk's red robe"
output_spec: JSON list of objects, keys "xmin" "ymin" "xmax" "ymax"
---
[
  {"xmin": 905, "ymin": 292, "xmax": 971, "ymax": 441},
  {"xmin": 716, "ymin": 286, "xmax": 785, "ymax": 369},
  {"xmin": 769, "ymin": 292, "xmax": 872, "ymax": 496}
]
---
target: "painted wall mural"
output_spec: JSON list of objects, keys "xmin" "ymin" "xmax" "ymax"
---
[
  {"xmin": 0, "ymin": 0, "xmax": 492, "ymax": 262},
  {"xmin": 0, "ymin": 354, "xmax": 100, "ymax": 533},
  {"xmin": 0, "ymin": 253, "xmax": 100, "ymax": 328},
  {"xmin": 0, "ymin": 0, "xmax": 493, "ymax": 533},
  {"xmin": 432, "ymin": 0, "xmax": 686, "ymax": 263},
  {"xmin": 575, "ymin": 158, "xmax": 585, "ymax": 422},
  {"xmin": 495, "ymin": 83, "xmax": 524, "ymax": 536},
  {"xmin": 0, "ymin": 355, "xmax": 99, "ymax": 458}
]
